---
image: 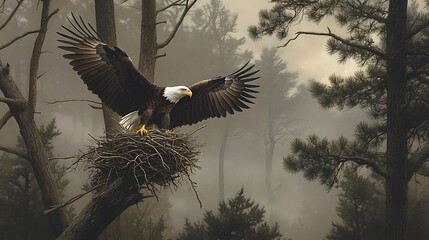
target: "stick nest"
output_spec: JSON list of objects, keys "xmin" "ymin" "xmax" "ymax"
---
[{"xmin": 80, "ymin": 130, "xmax": 201, "ymax": 195}]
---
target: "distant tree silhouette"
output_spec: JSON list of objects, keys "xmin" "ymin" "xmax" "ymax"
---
[
  {"xmin": 255, "ymin": 48, "xmax": 297, "ymax": 202},
  {"xmin": 191, "ymin": 0, "xmax": 252, "ymax": 201},
  {"xmin": 177, "ymin": 188, "xmax": 284, "ymax": 240},
  {"xmin": 326, "ymin": 169, "xmax": 385, "ymax": 240},
  {"xmin": 0, "ymin": 119, "xmax": 71, "ymax": 240}
]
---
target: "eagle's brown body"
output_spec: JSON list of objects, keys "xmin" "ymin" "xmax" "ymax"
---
[{"xmin": 138, "ymin": 87, "xmax": 176, "ymax": 129}]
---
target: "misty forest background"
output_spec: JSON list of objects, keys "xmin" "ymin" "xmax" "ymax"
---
[{"xmin": 0, "ymin": 0, "xmax": 428, "ymax": 239}]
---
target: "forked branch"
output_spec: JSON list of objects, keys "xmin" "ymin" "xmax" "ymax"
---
[
  {"xmin": 0, "ymin": 97, "xmax": 26, "ymax": 108},
  {"xmin": 157, "ymin": 0, "xmax": 198, "ymax": 49},
  {"xmin": 0, "ymin": 144, "xmax": 28, "ymax": 159}
]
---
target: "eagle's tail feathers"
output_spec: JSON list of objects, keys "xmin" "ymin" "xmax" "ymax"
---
[{"xmin": 119, "ymin": 110, "xmax": 140, "ymax": 131}]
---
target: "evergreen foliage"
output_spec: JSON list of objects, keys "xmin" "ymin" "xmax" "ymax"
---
[
  {"xmin": 250, "ymin": 0, "xmax": 429, "ymax": 186},
  {"xmin": 250, "ymin": 1, "xmax": 428, "ymax": 238},
  {"xmin": 0, "ymin": 119, "xmax": 70, "ymax": 240},
  {"xmin": 326, "ymin": 169, "xmax": 429, "ymax": 240},
  {"xmin": 177, "ymin": 188, "xmax": 284, "ymax": 240},
  {"xmin": 325, "ymin": 169, "xmax": 385, "ymax": 240},
  {"xmin": 121, "ymin": 210, "xmax": 166, "ymax": 240}
]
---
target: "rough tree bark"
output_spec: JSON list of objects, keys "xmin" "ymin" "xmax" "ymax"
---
[
  {"xmin": 385, "ymin": 0, "xmax": 408, "ymax": 239},
  {"xmin": 0, "ymin": 0, "xmax": 70, "ymax": 236},
  {"xmin": 57, "ymin": 178, "xmax": 143, "ymax": 240},
  {"xmin": 139, "ymin": 0, "xmax": 158, "ymax": 81},
  {"xmin": 0, "ymin": 62, "xmax": 70, "ymax": 236},
  {"xmin": 94, "ymin": 1, "xmax": 122, "ymax": 239}
]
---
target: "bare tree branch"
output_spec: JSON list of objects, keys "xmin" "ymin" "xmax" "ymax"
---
[
  {"xmin": 49, "ymin": 155, "xmax": 78, "ymax": 161},
  {"xmin": 0, "ymin": 97, "xmax": 26, "ymax": 108},
  {"xmin": 156, "ymin": 20, "xmax": 167, "ymax": 25},
  {"xmin": 28, "ymin": 6, "xmax": 58, "ymax": 117},
  {"xmin": 46, "ymin": 99, "xmax": 102, "ymax": 105},
  {"xmin": 0, "ymin": 30, "xmax": 40, "ymax": 51},
  {"xmin": 280, "ymin": 28, "xmax": 386, "ymax": 59},
  {"xmin": 156, "ymin": 0, "xmax": 184, "ymax": 15},
  {"xmin": 155, "ymin": 52, "xmax": 167, "ymax": 59},
  {"xmin": 0, "ymin": 144, "xmax": 28, "ymax": 159},
  {"xmin": 157, "ymin": 0, "xmax": 198, "ymax": 49},
  {"xmin": 0, "ymin": 0, "xmax": 24, "ymax": 31},
  {"xmin": 0, "ymin": 110, "xmax": 12, "ymax": 129}
]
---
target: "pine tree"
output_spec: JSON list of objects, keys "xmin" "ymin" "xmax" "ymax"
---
[
  {"xmin": 0, "ymin": 119, "xmax": 70, "ymax": 240},
  {"xmin": 177, "ymin": 188, "xmax": 284, "ymax": 240},
  {"xmin": 249, "ymin": 1, "xmax": 428, "ymax": 239},
  {"xmin": 191, "ymin": 0, "xmax": 253, "ymax": 201},
  {"xmin": 254, "ymin": 48, "xmax": 297, "ymax": 202},
  {"xmin": 325, "ymin": 169, "xmax": 385, "ymax": 240},
  {"xmin": 121, "ymin": 208, "xmax": 166, "ymax": 240}
]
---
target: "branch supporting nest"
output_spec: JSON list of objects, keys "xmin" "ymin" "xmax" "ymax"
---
[
  {"xmin": 83, "ymin": 130, "xmax": 201, "ymax": 195},
  {"xmin": 54, "ymin": 129, "xmax": 203, "ymax": 240}
]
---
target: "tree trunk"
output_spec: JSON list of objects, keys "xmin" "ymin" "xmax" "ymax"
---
[
  {"xmin": 94, "ymin": 1, "xmax": 122, "ymax": 239},
  {"xmin": 0, "ymin": 63, "xmax": 70, "ymax": 236},
  {"xmin": 139, "ymin": 0, "xmax": 158, "ymax": 81},
  {"xmin": 385, "ymin": 1, "xmax": 408, "ymax": 239},
  {"xmin": 94, "ymin": 0, "xmax": 121, "ymax": 135},
  {"xmin": 57, "ymin": 178, "xmax": 143, "ymax": 240}
]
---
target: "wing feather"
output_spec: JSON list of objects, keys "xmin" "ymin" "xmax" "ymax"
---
[
  {"xmin": 58, "ymin": 13, "xmax": 158, "ymax": 116},
  {"xmin": 170, "ymin": 62, "xmax": 259, "ymax": 128}
]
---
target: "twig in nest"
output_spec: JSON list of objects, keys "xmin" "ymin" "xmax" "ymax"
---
[{"xmin": 82, "ymin": 129, "xmax": 202, "ymax": 205}]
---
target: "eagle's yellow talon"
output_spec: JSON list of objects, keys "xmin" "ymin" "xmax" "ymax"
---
[{"xmin": 136, "ymin": 125, "xmax": 148, "ymax": 135}]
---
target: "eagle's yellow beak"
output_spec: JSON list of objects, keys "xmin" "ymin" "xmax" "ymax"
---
[{"xmin": 182, "ymin": 89, "xmax": 192, "ymax": 97}]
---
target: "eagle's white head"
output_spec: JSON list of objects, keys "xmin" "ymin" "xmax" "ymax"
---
[{"xmin": 163, "ymin": 86, "xmax": 193, "ymax": 103}]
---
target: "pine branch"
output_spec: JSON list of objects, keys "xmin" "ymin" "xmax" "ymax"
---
[
  {"xmin": 407, "ymin": 63, "xmax": 429, "ymax": 80},
  {"xmin": 408, "ymin": 19, "xmax": 429, "ymax": 39},
  {"xmin": 335, "ymin": 155, "xmax": 388, "ymax": 179},
  {"xmin": 408, "ymin": 143, "xmax": 429, "ymax": 176},
  {"xmin": 157, "ymin": 0, "xmax": 198, "ymax": 49},
  {"xmin": 280, "ymin": 27, "xmax": 386, "ymax": 59},
  {"xmin": 0, "ymin": 144, "xmax": 28, "ymax": 159}
]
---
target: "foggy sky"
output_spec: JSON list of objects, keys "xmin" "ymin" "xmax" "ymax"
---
[{"xmin": 0, "ymin": 1, "xmax": 383, "ymax": 239}]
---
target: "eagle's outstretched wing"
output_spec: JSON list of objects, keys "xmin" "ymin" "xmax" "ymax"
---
[
  {"xmin": 169, "ymin": 62, "xmax": 259, "ymax": 128},
  {"xmin": 57, "ymin": 13, "xmax": 158, "ymax": 116}
]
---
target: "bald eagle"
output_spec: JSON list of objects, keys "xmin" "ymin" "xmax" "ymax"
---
[{"xmin": 58, "ymin": 15, "xmax": 259, "ymax": 135}]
